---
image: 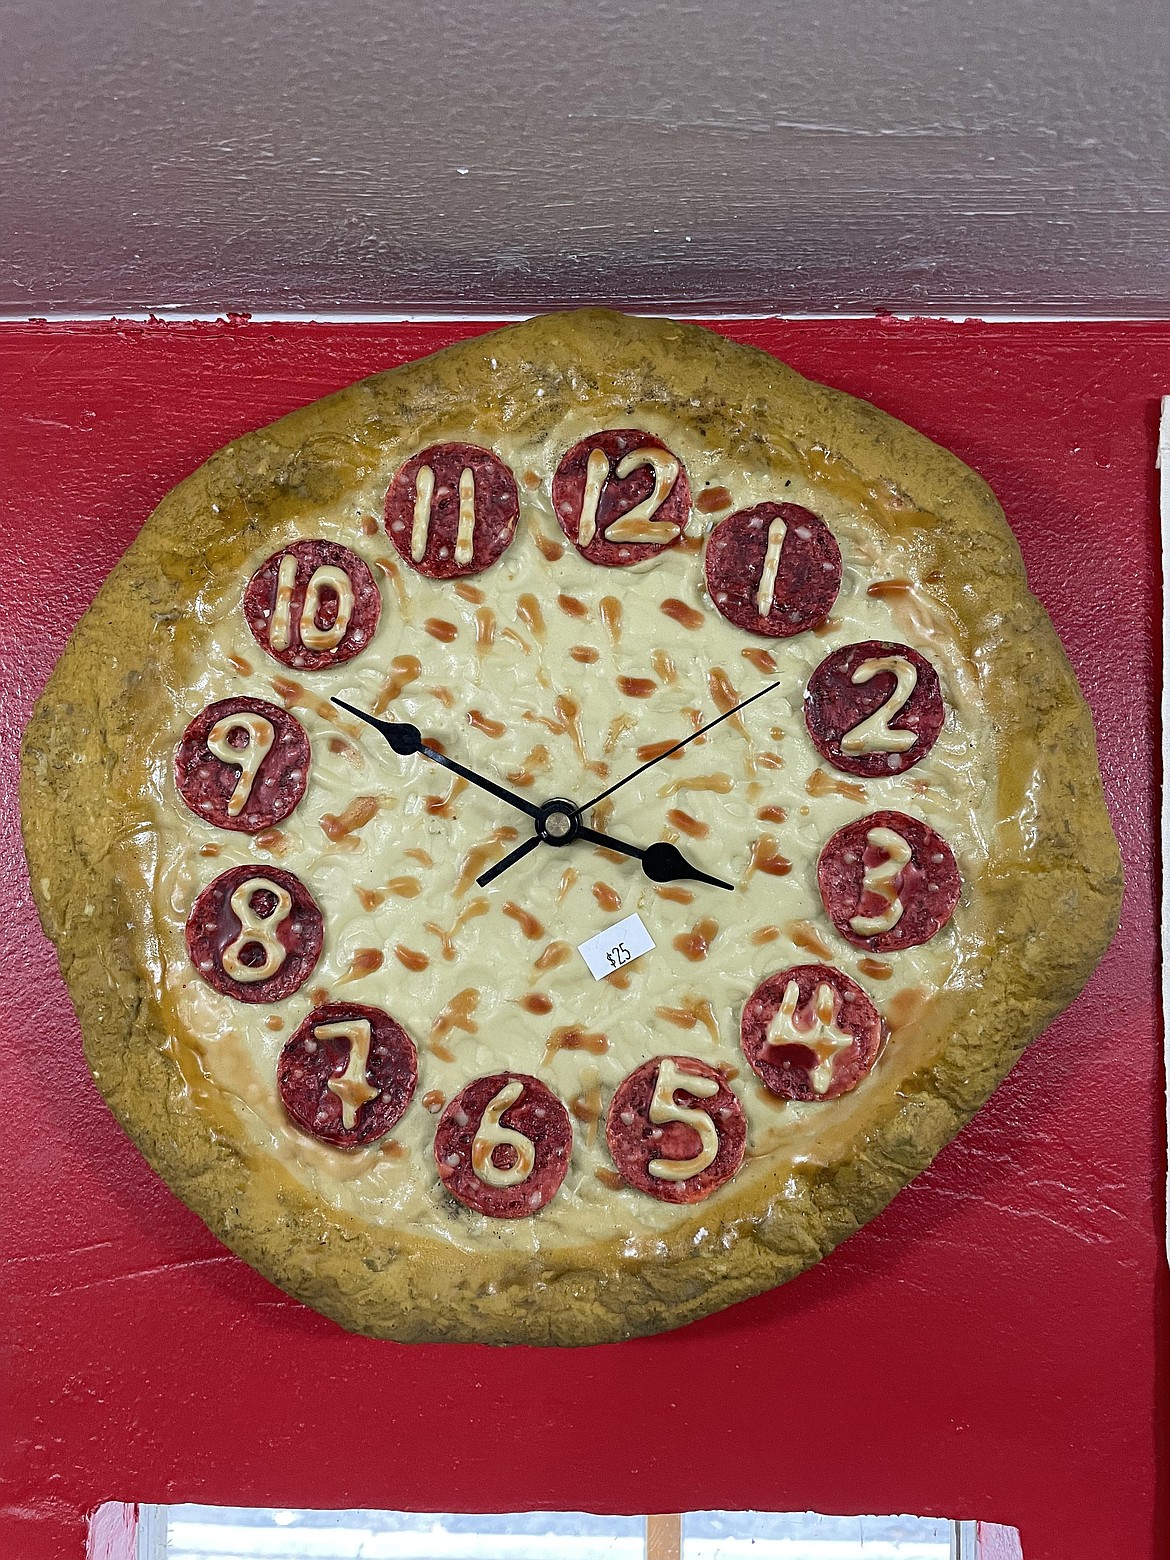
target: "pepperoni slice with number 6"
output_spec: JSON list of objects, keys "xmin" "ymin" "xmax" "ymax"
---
[
  {"xmin": 434, "ymin": 1073, "xmax": 572, "ymax": 1218},
  {"xmin": 185, "ymin": 864, "xmax": 323, "ymax": 1003},
  {"xmin": 385, "ymin": 442, "xmax": 519, "ymax": 578},
  {"xmin": 605, "ymin": 1056, "xmax": 746, "ymax": 1204},
  {"xmin": 741, "ymin": 965, "xmax": 885, "ymax": 1101},
  {"xmin": 805, "ymin": 641, "xmax": 944, "ymax": 778},
  {"xmin": 705, "ymin": 502, "xmax": 840, "ymax": 636},
  {"xmin": 175, "ymin": 696, "xmax": 310, "ymax": 833},
  {"xmin": 278, "ymin": 1002, "xmax": 417, "ymax": 1148},
  {"xmin": 818, "ymin": 810, "xmax": 960, "ymax": 953},
  {"xmin": 244, "ymin": 539, "xmax": 381, "ymax": 670},
  {"xmin": 553, "ymin": 429, "xmax": 690, "ymax": 566}
]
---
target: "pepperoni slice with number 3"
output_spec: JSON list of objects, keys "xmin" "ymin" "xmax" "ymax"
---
[
  {"xmin": 705, "ymin": 502, "xmax": 841, "ymax": 636},
  {"xmin": 175, "ymin": 696, "xmax": 310, "ymax": 833},
  {"xmin": 605, "ymin": 1056, "xmax": 746, "ymax": 1204},
  {"xmin": 244, "ymin": 540, "xmax": 381, "ymax": 670},
  {"xmin": 385, "ymin": 443, "xmax": 519, "ymax": 578},
  {"xmin": 185, "ymin": 864, "xmax": 323, "ymax": 1003},
  {"xmin": 553, "ymin": 429, "xmax": 691, "ymax": 566},
  {"xmin": 818, "ymin": 810, "xmax": 960, "ymax": 952},
  {"xmin": 434, "ymin": 1073, "xmax": 572, "ymax": 1218},
  {"xmin": 805, "ymin": 641, "xmax": 944, "ymax": 778},
  {"xmin": 278, "ymin": 1002, "xmax": 417, "ymax": 1148},
  {"xmin": 741, "ymin": 965, "xmax": 885, "ymax": 1101}
]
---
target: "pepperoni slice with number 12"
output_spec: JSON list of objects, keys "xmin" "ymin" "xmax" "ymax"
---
[{"xmin": 553, "ymin": 429, "xmax": 691, "ymax": 566}]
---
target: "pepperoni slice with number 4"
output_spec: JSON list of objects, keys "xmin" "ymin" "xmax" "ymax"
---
[
  {"xmin": 741, "ymin": 964, "xmax": 886, "ymax": 1101},
  {"xmin": 553, "ymin": 429, "xmax": 691, "ymax": 566},
  {"xmin": 385, "ymin": 443, "xmax": 519, "ymax": 578},
  {"xmin": 278, "ymin": 1002, "xmax": 418, "ymax": 1148},
  {"xmin": 605, "ymin": 1056, "xmax": 746, "ymax": 1204},
  {"xmin": 434, "ymin": 1073, "xmax": 572, "ymax": 1218},
  {"xmin": 818, "ymin": 810, "xmax": 960, "ymax": 952},
  {"xmin": 705, "ymin": 502, "xmax": 841, "ymax": 636},
  {"xmin": 175, "ymin": 696, "xmax": 310, "ymax": 833},
  {"xmin": 244, "ymin": 539, "xmax": 381, "ymax": 670},
  {"xmin": 185, "ymin": 864, "xmax": 323, "ymax": 1003},
  {"xmin": 805, "ymin": 641, "xmax": 944, "ymax": 778}
]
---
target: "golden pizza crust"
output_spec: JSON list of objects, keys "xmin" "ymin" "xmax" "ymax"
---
[{"xmin": 21, "ymin": 310, "xmax": 1122, "ymax": 1344}]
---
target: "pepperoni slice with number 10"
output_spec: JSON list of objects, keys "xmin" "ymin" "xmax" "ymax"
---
[
  {"xmin": 553, "ymin": 429, "xmax": 691, "ymax": 566},
  {"xmin": 243, "ymin": 539, "xmax": 381, "ymax": 670},
  {"xmin": 605, "ymin": 1056, "xmax": 746, "ymax": 1204}
]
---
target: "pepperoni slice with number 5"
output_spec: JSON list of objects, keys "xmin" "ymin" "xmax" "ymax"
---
[
  {"xmin": 817, "ymin": 810, "xmax": 960, "ymax": 952},
  {"xmin": 705, "ymin": 502, "xmax": 841, "ymax": 636},
  {"xmin": 741, "ymin": 964, "xmax": 885, "ymax": 1101},
  {"xmin": 553, "ymin": 429, "xmax": 691, "ymax": 566},
  {"xmin": 175, "ymin": 696, "xmax": 310, "ymax": 833},
  {"xmin": 805, "ymin": 641, "xmax": 944, "ymax": 778},
  {"xmin": 278, "ymin": 1002, "xmax": 418, "ymax": 1148},
  {"xmin": 434, "ymin": 1073, "xmax": 572, "ymax": 1218},
  {"xmin": 185, "ymin": 864, "xmax": 323, "ymax": 1003},
  {"xmin": 244, "ymin": 539, "xmax": 381, "ymax": 670},
  {"xmin": 605, "ymin": 1056, "xmax": 746, "ymax": 1204},
  {"xmin": 385, "ymin": 442, "xmax": 520, "ymax": 578}
]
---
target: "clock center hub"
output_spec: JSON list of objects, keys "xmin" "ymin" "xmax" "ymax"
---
[{"xmin": 536, "ymin": 798, "xmax": 581, "ymax": 846}]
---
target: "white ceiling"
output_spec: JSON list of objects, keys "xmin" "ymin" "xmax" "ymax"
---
[{"xmin": 3, "ymin": 0, "xmax": 1167, "ymax": 315}]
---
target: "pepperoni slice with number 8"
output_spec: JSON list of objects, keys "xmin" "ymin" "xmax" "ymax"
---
[
  {"xmin": 175, "ymin": 696, "xmax": 310, "ymax": 833},
  {"xmin": 434, "ymin": 1072, "xmax": 572, "ymax": 1218},
  {"xmin": 553, "ymin": 429, "xmax": 691, "ymax": 566},
  {"xmin": 385, "ymin": 442, "xmax": 520, "ymax": 578},
  {"xmin": 244, "ymin": 540, "xmax": 381, "ymax": 670},
  {"xmin": 278, "ymin": 1002, "xmax": 418, "ymax": 1148},
  {"xmin": 705, "ymin": 502, "xmax": 841, "ymax": 636},
  {"xmin": 605, "ymin": 1056, "xmax": 746, "ymax": 1204},
  {"xmin": 817, "ymin": 810, "xmax": 961, "ymax": 952},
  {"xmin": 741, "ymin": 964, "xmax": 886, "ymax": 1101},
  {"xmin": 185, "ymin": 864, "xmax": 323, "ymax": 1003},
  {"xmin": 805, "ymin": 641, "xmax": 944, "ymax": 778}
]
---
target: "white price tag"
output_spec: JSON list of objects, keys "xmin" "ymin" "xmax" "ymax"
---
[{"xmin": 577, "ymin": 913, "xmax": 655, "ymax": 981}]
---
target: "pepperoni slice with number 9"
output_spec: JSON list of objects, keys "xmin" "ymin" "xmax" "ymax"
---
[
  {"xmin": 805, "ymin": 641, "xmax": 944, "ymax": 778},
  {"xmin": 705, "ymin": 502, "xmax": 841, "ymax": 636},
  {"xmin": 605, "ymin": 1056, "xmax": 746, "ymax": 1204},
  {"xmin": 741, "ymin": 964, "xmax": 886, "ymax": 1101},
  {"xmin": 553, "ymin": 429, "xmax": 691, "ymax": 566},
  {"xmin": 185, "ymin": 864, "xmax": 323, "ymax": 1003},
  {"xmin": 175, "ymin": 696, "xmax": 310, "ymax": 833},
  {"xmin": 385, "ymin": 442, "xmax": 520, "ymax": 578},
  {"xmin": 244, "ymin": 539, "xmax": 381, "ymax": 670},
  {"xmin": 278, "ymin": 1002, "xmax": 418, "ymax": 1148},
  {"xmin": 434, "ymin": 1072, "xmax": 572, "ymax": 1218},
  {"xmin": 817, "ymin": 810, "xmax": 961, "ymax": 952}
]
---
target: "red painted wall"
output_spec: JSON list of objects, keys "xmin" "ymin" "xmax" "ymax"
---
[{"xmin": 2, "ymin": 318, "xmax": 1166, "ymax": 1560}]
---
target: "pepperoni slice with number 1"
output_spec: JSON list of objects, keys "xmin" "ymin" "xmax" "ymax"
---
[
  {"xmin": 705, "ymin": 502, "xmax": 841, "ymax": 636},
  {"xmin": 553, "ymin": 429, "xmax": 691, "ymax": 566},
  {"xmin": 185, "ymin": 864, "xmax": 323, "ymax": 1003},
  {"xmin": 175, "ymin": 696, "xmax": 310, "ymax": 833},
  {"xmin": 278, "ymin": 1002, "xmax": 418, "ymax": 1148},
  {"xmin": 244, "ymin": 539, "xmax": 381, "ymax": 670},
  {"xmin": 385, "ymin": 442, "xmax": 519, "ymax": 578},
  {"xmin": 605, "ymin": 1056, "xmax": 746, "ymax": 1204},
  {"xmin": 805, "ymin": 641, "xmax": 944, "ymax": 778},
  {"xmin": 741, "ymin": 964, "xmax": 886, "ymax": 1101},
  {"xmin": 818, "ymin": 810, "xmax": 960, "ymax": 952},
  {"xmin": 434, "ymin": 1073, "xmax": 572, "ymax": 1218}
]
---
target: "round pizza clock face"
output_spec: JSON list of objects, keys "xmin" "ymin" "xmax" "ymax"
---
[{"xmin": 23, "ymin": 311, "xmax": 1121, "ymax": 1343}]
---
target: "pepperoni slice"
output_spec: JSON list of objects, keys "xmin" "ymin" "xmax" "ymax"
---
[
  {"xmin": 817, "ymin": 810, "xmax": 960, "ymax": 952},
  {"xmin": 552, "ymin": 429, "xmax": 690, "ymax": 566},
  {"xmin": 278, "ymin": 1002, "xmax": 418, "ymax": 1148},
  {"xmin": 805, "ymin": 641, "xmax": 944, "ymax": 778},
  {"xmin": 385, "ymin": 443, "xmax": 519, "ymax": 578},
  {"xmin": 243, "ymin": 539, "xmax": 381, "ymax": 670},
  {"xmin": 741, "ymin": 964, "xmax": 886, "ymax": 1101},
  {"xmin": 185, "ymin": 864, "xmax": 323, "ymax": 1003},
  {"xmin": 605, "ymin": 1056, "xmax": 746, "ymax": 1204},
  {"xmin": 174, "ymin": 697, "xmax": 310, "ymax": 833},
  {"xmin": 434, "ymin": 1073, "xmax": 572, "ymax": 1218},
  {"xmin": 704, "ymin": 502, "xmax": 841, "ymax": 636}
]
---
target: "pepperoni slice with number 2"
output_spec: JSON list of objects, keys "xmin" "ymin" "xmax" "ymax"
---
[
  {"xmin": 278, "ymin": 1002, "xmax": 418, "ymax": 1148},
  {"xmin": 385, "ymin": 442, "xmax": 520, "ymax": 578},
  {"xmin": 705, "ymin": 502, "xmax": 841, "ymax": 636},
  {"xmin": 553, "ymin": 429, "xmax": 691, "ymax": 566},
  {"xmin": 741, "ymin": 964, "xmax": 886, "ymax": 1101},
  {"xmin": 175, "ymin": 696, "xmax": 310, "ymax": 833},
  {"xmin": 818, "ymin": 810, "xmax": 960, "ymax": 952},
  {"xmin": 805, "ymin": 641, "xmax": 944, "ymax": 778},
  {"xmin": 605, "ymin": 1056, "xmax": 746, "ymax": 1204},
  {"xmin": 244, "ymin": 539, "xmax": 381, "ymax": 670},
  {"xmin": 185, "ymin": 864, "xmax": 323, "ymax": 1003},
  {"xmin": 434, "ymin": 1073, "xmax": 572, "ymax": 1218}
]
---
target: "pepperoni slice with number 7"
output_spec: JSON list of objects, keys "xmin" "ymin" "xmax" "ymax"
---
[
  {"xmin": 434, "ymin": 1073, "xmax": 572, "ymax": 1218},
  {"xmin": 817, "ymin": 810, "xmax": 960, "ymax": 952},
  {"xmin": 553, "ymin": 429, "xmax": 691, "ymax": 566},
  {"xmin": 185, "ymin": 864, "xmax": 323, "ymax": 1003},
  {"xmin": 278, "ymin": 1002, "xmax": 418, "ymax": 1148},
  {"xmin": 605, "ymin": 1056, "xmax": 746, "ymax": 1204}
]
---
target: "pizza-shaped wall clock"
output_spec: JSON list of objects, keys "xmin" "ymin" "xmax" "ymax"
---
[{"xmin": 21, "ymin": 311, "xmax": 1122, "ymax": 1345}]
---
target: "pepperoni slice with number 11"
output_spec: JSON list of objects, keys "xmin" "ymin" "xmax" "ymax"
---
[{"xmin": 385, "ymin": 442, "xmax": 519, "ymax": 578}]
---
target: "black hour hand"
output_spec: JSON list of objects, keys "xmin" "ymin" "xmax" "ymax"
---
[{"xmin": 575, "ymin": 824, "xmax": 734, "ymax": 891}]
